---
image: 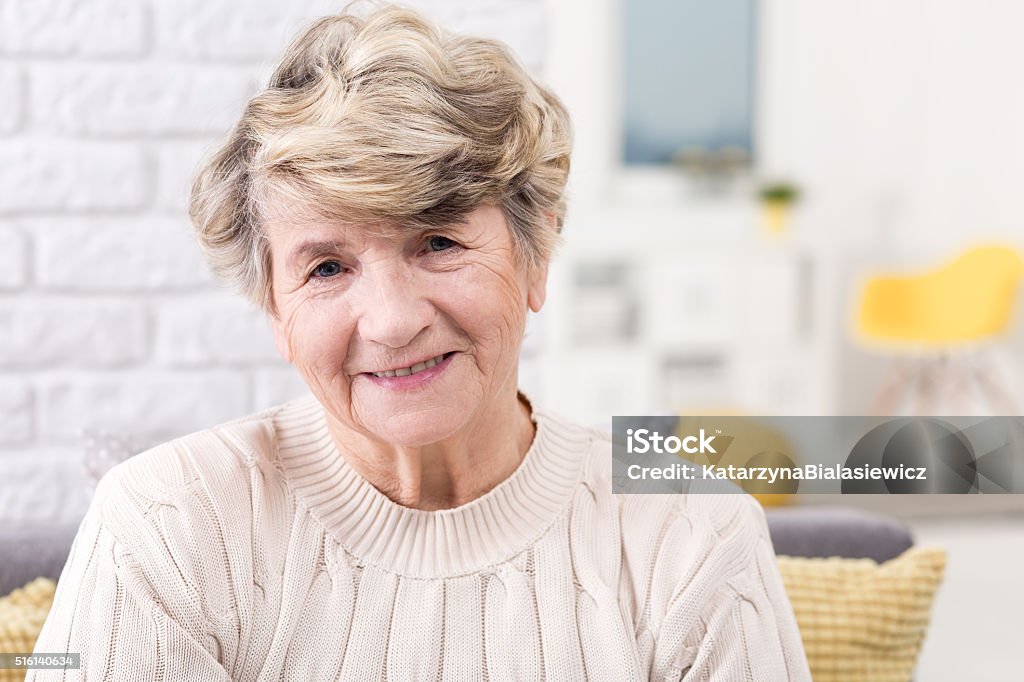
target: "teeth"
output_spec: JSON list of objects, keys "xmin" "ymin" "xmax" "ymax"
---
[{"xmin": 372, "ymin": 353, "xmax": 448, "ymax": 378}]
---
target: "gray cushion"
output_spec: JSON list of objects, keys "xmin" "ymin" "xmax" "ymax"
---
[
  {"xmin": 0, "ymin": 523, "xmax": 79, "ymax": 596},
  {"xmin": 765, "ymin": 505, "xmax": 914, "ymax": 563}
]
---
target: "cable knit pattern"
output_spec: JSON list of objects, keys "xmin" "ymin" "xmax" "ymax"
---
[{"xmin": 30, "ymin": 394, "xmax": 811, "ymax": 681}]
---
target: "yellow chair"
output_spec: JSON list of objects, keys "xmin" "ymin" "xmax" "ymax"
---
[{"xmin": 854, "ymin": 245, "xmax": 1024, "ymax": 415}]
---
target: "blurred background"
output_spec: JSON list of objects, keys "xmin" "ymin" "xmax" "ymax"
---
[{"xmin": 1, "ymin": 0, "xmax": 1023, "ymax": 679}]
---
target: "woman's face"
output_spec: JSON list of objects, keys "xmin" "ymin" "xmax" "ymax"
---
[{"xmin": 266, "ymin": 204, "xmax": 548, "ymax": 447}]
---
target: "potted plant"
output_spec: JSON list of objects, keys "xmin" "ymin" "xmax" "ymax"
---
[{"xmin": 758, "ymin": 181, "xmax": 801, "ymax": 234}]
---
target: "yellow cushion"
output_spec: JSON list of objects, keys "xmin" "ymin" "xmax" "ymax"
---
[
  {"xmin": 0, "ymin": 577, "xmax": 56, "ymax": 682},
  {"xmin": 777, "ymin": 547, "xmax": 946, "ymax": 682}
]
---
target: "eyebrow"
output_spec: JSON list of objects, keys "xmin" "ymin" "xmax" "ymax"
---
[
  {"xmin": 285, "ymin": 239, "xmax": 348, "ymax": 274},
  {"xmin": 283, "ymin": 219, "xmax": 475, "ymax": 274}
]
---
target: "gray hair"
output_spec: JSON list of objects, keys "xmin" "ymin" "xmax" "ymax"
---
[{"xmin": 188, "ymin": 4, "xmax": 572, "ymax": 315}]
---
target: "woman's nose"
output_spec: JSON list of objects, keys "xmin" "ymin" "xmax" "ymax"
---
[{"xmin": 355, "ymin": 263, "xmax": 434, "ymax": 349}]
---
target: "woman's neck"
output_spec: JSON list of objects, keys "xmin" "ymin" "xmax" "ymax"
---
[{"xmin": 325, "ymin": 390, "xmax": 536, "ymax": 510}]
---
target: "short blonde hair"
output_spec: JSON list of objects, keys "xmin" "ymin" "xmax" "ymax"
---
[{"xmin": 188, "ymin": 4, "xmax": 572, "ymax": 315}]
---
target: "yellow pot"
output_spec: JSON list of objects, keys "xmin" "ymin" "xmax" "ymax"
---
[{"xmin": 762, "ymin": 200, "xmax": 791, "ymax": 235}]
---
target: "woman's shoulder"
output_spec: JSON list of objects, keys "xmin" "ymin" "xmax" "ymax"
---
[
  {"xmin": 78, "ymin": 399, "xmax": 318, "ymax": 610},
  {"xmin": 103, "ymin": 402, "xmax": 295, "ymax": 495},
  {"xmin": 530, "ymin": 406, "xmax": 767, "ymax": 537},
  {"xmin": 529, "ymin": 406, "xmax": 615, "ymax": 483},
  {"xmin": 534, "ymin": 410, "xmax": 773, "ymax": 618},
  {"xmin": 91, "ymin": 396, "xmax": 312, "ymax": 542}
]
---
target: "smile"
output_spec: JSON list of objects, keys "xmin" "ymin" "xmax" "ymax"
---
[{"xmin": 370, "ymin": 352, "xmax": 455, "ymax": 378}]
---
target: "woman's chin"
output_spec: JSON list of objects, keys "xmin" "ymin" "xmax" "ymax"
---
[
  {"xmin": 347, "ymin": 366, "xmax": 482, "ymax": 446},
  {"xmin": 372, "ymin": 410, "xmax": 467, "ymax": 448}
]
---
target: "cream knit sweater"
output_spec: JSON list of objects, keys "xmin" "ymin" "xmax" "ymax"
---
[{"xmin": 32, "ymin": 395, "xmax": 811, "ymax": 681}]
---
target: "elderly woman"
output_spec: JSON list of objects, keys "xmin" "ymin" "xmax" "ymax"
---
[{"xmin": 33, "ymin": 6, "xmax": 810, "ymax": 681}]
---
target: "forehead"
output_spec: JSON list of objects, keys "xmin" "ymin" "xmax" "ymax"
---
[
  {"xmin": 264, "ymin": 215, "xmax": 405, "ymax": 273},
  {"xmin": 264, "ymin": 203, "xmax": 505, "ymax": 245}
]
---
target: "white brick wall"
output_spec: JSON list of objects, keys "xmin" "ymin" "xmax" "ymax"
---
[
  {"xmin": 31, "ymin": 63, "xmax": 259, "ymax": 136},
  {"xmin": 0, "ymin": 0, "xmax": 149, "ymax": 57},
  {"xmin": 33, "ymin": 218, "xmax": 215, "ymax": 289},
  {"xmin": 0, "ymin": 65, "xmax": 20, "ymax": 133},
  {"xmin": 0, "ymin": 380, "xmax": 32, "ymax": 444},
  {"xmin": 0, "ymin": 140, "xmax": 148, "ymax": 211},
  {"xmin": 0, "ymin": 299, "xmax": 148, "ymax": 366},
  {"xmin": 0, "ymin": 0, "xmax": 547, "ymax": 524},
  {"xmin": 0, "ymin": 226, "xmax": 28, "ymax": 288}
]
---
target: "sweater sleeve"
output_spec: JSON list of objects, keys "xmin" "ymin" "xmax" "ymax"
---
[
  {"xmin": 27, "ymin": 465, "xmax": 232, "ymax": 681},
  {"xmin": 654, "ymin": 496, "xmax": 812, "ymax": 682}
]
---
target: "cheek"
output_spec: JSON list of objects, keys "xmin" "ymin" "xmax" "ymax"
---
[
  {"xmin": 445, "ymin": 266, "xmax": 528, "ymax": 347},
  {"xmin": 283, "ymin": 298, "xmax": 356, "ymax": 373}
]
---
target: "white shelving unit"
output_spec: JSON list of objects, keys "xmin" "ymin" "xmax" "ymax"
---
[{"xmin": 533, "ymin": 201, "xmax": 839, "ymax": 424}]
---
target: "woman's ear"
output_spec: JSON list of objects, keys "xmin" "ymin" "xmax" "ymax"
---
[
  {"xmin": 526, "ymin": 212, "xmax": 556, "ymax": 313},
  {"xmin": 527, "ymin": 261, "xmax": 549, "ymax": 313}
]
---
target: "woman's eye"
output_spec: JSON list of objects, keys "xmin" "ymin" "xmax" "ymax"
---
[
  {"xmin": 427, "ymin": 235, "xmax": 457, "ymax": 252},
  {"xmin": 311, "ymin": 261, "xmax": 343, "ymax": 279}
]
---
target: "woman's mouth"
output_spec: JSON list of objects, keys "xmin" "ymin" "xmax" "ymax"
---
[
  {"xmin": 365, "ymin": 351, "xmax": 457, "ymax": 389},
  {"xmin": 369, "ymin": 351, "xmax": 455, "ymax": 378}
]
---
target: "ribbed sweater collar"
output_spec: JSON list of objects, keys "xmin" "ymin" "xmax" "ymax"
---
[{"xmin": 272, "ymin": 394, "xmax": 588, "ymax": 579}]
